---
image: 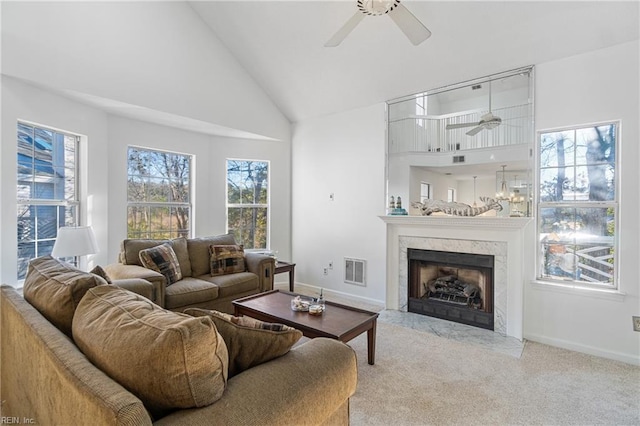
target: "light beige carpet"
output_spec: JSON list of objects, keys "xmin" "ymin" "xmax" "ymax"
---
[{"xmin": 346, "ymin": 321, "xmax": 640, "ymax": 425}]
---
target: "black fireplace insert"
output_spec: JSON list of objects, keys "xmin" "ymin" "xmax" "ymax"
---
[{"xmin": 407, "ymin": 249, "xmax": 494, "ymax": 330}]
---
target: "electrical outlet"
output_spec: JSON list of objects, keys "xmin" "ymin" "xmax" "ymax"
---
[
  {"xmin": 328, "ymin": 262, "xmax": 333, "ymax": 270},
  {"xmin": 323, "ymin": 268, "xmax": 328, "ymax": 276},
  {"xmin": 633, "ymin": 316, "xmax": 640, "ymax": 332}
]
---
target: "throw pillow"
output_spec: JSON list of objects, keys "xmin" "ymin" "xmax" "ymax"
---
[
  {"xmin": 209, "ymin": 244, "xmax": 246, "ymax": 276},
  {"xmin": 90, "ymin": 265, "xmax": 112, "ymax": 284},
  {"xmin": 139, "ymin": 243, "xmax": 182, "ymax": 285},
  {"xmin": 23, "ymin": 255, "xmax": 107, "ymax": 337},
  {"xmin": 187, "ymin": 234, "xmax": 237, "ymax": 276},
  {"xmin": 73, "ymin": 286, "xmax": 228, "ymax": 418},
  {"xmin": 184, "ymin": 308, "xmax": 302, "ymax": 377}
]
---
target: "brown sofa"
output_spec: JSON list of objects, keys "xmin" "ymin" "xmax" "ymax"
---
[
  {"xmin": 0, "ymin": 257, "xmax": 358, "ymax": 425},
  {"xmin": 105, "ymin": 234, "xmax": 275, "ymax": 313}
]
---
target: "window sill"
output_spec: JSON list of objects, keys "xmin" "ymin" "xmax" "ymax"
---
[{"xmin": 530, "ymin": 280, "xmax": 626, "ymax": 302}]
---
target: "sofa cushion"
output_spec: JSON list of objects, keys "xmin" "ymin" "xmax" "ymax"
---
[
  {"xmin": 164, "ymin": 277, "xmax": 220, "ymax": 310},
  {"xmin": 197, "ymin": 272, "xmax": 259, "ymax": 299},
  {"xmin": 209, "ymin": 244, "xmax": 246, "ymax": 276},
  {"xmin": 72, "ymin": 285, "xmax": 228, "ymax": 417},
  {"xmin": 187, "ymin": 234, "xmax": 236, "ymax": 277},
  {"xmin": 121, "ymin": 237, "xmax": 192, "ymax": 277},
  {"xmin": 90, "ymin": 265, "xmax": 112, "ymax": 284},
  {"xmin": 23, "ymin": 256, "xmax": 107, "ymax": 337},
  {"xmin": 139, "ymin": 243, "xmax": 182, "ymax": 285},
  {"xmin": 184, "ymin": 308, "xmax": 302, "ymax": 377}
]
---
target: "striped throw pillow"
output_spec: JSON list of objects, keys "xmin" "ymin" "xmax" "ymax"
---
[
  {"xmin": 209, "ymin": 244, "xmax": 245, "ymax": 276},
  {"xmin": 139, "ymin": 243, "xmax": 182, "ymax": 285}
]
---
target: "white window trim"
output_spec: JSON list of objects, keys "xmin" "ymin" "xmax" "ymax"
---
[
  {"xmin": 225, "ymin": 158, "xmax": 271, "ymax": 250},
  {"xmin": 529, "ymin": 279, "xmax": 626, "ymax": 302},
  {"xmin": 126, "ymin": 146, "xmax": 193, "ymax": 239},
  {"xmin": 535, "ymin": 121, "xmax": 620, "ymax": 291},
  {"xmin": 16, "ymin": 121, "xmax": 82, "ymax": 279}
]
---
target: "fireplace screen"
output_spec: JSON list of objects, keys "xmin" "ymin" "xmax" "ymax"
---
[{"xmin": 408, "ymin": 249, "xmax": 494, "ymax": 330}]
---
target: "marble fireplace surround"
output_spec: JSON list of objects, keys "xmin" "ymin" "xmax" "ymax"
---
[{"xmin": 380, "ymin": 216, "xmax": 534, "ymax": 340}]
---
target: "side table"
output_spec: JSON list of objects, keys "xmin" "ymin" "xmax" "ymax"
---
[{"xmin": 274, "ymin": 261, "xmax": 296, "ymax": 291}]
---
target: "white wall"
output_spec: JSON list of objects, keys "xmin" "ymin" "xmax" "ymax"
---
[
  {"xmin": 1, "ymin": 79, "xmax": 292, "ymax": 283},
  {"xmin": 1, "ymin": 1, "xmax": 290, "ymax": 141},
  {"xmin": 1, "ymin": 1, "xmax": 293, "ymax": 284},
  {"xmin": 292, "ymin": 41, "xmax": 639, "ymax": 364},
  {"xmin": 107, "ymin": 116, "xmax": 292, "ymax": 264},
  {"xmin": 291, "ymin": 104, "xmax": 387, "ymax": 303},
  {"xmin": 525, "ymin": 40, "xmax": 640, "ymax": 365}
]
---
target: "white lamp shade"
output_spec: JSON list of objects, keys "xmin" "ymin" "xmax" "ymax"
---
[{"xmin": 51, "ymin": 226, "xmax": 99, "ymax": 258}]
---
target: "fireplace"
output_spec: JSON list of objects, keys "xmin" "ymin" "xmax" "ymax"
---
[{"xmin": 408, "ymin": 249, "xmax": 494, "ymax": 330}]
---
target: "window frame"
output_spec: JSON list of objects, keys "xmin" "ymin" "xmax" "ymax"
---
[
  {"xmin": 16, "ymin": 121, "xmax": 80, "ymax": 279},
  {"xmin": 226, "ymin": 158, "xmax": 270, "ymax": 250},
  {"xmin": 415, "ymin": 95, "xmax": 426, "ymax": 127},
  {"xmin": 447, "ymin": 188, "xmax": 456, "ymax": 203},
  {"xmin": 535, "ymin": 121, "xmax": 619, "ymax": 290},
  {"xmin": 420, "ymin": 182, "xmax": 432, "ymax": 203},
  {"xmin": 126, "ymin": 146, "xmax": 193, "ymax": 240}
]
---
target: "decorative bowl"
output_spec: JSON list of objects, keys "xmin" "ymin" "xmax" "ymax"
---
[
  {"xmin": 291, "ymin": 296, "xmax": 312, "ymax": 312},
  {"xmin": 308, "ymin": 303, "xmax": 325, "ymax": 315}
]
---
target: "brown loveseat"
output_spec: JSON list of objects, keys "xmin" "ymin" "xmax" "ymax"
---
[
  {"xmin": 0, "ymin": 256, "xmax": 358, "ymax": 425},
  {"xmin": 105, "ymin": 233, "xmax": 275, "ymax": 313}
]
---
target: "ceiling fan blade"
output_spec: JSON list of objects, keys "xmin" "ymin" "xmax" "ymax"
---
[
  {"xmin": 388, "ymin": 3, "xmax": 431, "ymax": 45},
  {"xmin": 466, "ymin": 126, "xmax": 484, "ymax": 136},
  {"xmin": 446, "ymin": 122, "xmax": 479, "ymax": 130},
  {"xmin": 325, "ymin": 12, "xmax": 365, "ymax": 47}
]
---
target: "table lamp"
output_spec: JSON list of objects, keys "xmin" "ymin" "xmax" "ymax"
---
[{"xmin": 51, "ymin": 226, "xmax": 99, "ymax": 268}]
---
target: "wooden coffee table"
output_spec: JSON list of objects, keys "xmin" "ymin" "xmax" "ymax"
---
[{"xmin": 233, "ymin": 290, "xmax": 379, "ymax": 365}]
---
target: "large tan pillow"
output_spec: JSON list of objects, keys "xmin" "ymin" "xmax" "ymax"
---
[
  {"xmin": 73, "ymin": 286, "xmax": 228, "ymax": 417},
  {"xmin": 185, "ymin": 308, "xmax": 302, "ymax": 377},
  {"xmin": 23, "ymin": 255, "xmax": 107, "ymax": 336}
]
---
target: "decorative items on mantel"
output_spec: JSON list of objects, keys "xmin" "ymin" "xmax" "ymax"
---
[
  {"xmin": 388, "ymin": 195, "xmax": 408, "ymax": 215},
  {"xmin": 411, "ymin": 197, "xmax": 502, "ymax": 217}
]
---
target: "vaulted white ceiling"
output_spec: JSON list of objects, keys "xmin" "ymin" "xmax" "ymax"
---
[{"xmin": 190, "ymin": 1, "xmax": 640, "ymax": 123}]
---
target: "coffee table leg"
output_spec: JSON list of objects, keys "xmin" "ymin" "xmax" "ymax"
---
[{"xmin": 367, "ymin": 320, "xmax": 376, "ymax": 365}]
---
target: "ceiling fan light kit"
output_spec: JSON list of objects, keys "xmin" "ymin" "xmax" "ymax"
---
[{"xmin": 325, "ymin": 0, "xmax": 431, "ymax": 47}]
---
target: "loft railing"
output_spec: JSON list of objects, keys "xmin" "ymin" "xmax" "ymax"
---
[{"xmin": 388, "ymin": 103, "xmax": 533, "ymax": 154}]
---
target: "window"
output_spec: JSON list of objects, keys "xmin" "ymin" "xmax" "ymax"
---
[
  {"xmin": 226, "ymin": 160, "xmax": 269, "ymax": 249},
  {"xmin": 17, "ymin": 122, "xmax": 79, "ymax": 279},
  {"xmin": 537, "ymin": 122, "xmax": 617, "ymax": 288},
  {"xmin": 127, "ymin": 147, "xmax": 192, "ymax": 239},
  {"xmin": 416, "ymin": 95, "xmax": 426, "ymax": 127},
  {"xmin": 447, "ymin": 188, "xmax": 456, "ymax": 203},
  {"xmin": 420, "ymin": 182, "xmax": 431, "ymax": 202}
]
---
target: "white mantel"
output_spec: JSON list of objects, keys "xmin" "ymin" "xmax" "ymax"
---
[{"xmin": 380, "ymin": 215, "xmax": 535, "ymax": 340}]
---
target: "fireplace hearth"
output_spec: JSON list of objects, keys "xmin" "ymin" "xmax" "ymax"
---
[{"xmin": 408, "ymin": 249, "xmax": 494, "ymax": 330}]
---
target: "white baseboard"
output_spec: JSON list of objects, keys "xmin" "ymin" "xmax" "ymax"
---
[
  {"xmin": 524, "ymin": 332, "xmax": 640, "ymax": 366},
  {"xmin": 273, "ymin": 281, "xmax": 385, "ymax": 310}
]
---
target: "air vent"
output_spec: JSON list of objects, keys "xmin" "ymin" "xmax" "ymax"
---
[
  {"xmin": 344, "ymin": 258, "xmax": 366, "ymax": 286},
  {"xmin": 453, "ymin": 155, "xmax": 465, "ymax": 163}
]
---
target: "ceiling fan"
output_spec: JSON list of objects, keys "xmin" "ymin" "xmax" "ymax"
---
[
  {"xmin": 445, "ymin": 81, "xmax": 502, "ymax": 136},
  {"xmin": 325, "ymin": 0, "xmax": 431, "ymax": 47}
]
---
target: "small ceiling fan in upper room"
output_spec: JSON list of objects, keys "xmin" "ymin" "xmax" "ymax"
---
[
  {"xmin": 325, "ymin": 0, "xmax": 432, "ymax": 47},
  {"xmin": 445, "ymin": 81, "xmax": 503, "ymax": 136}
]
